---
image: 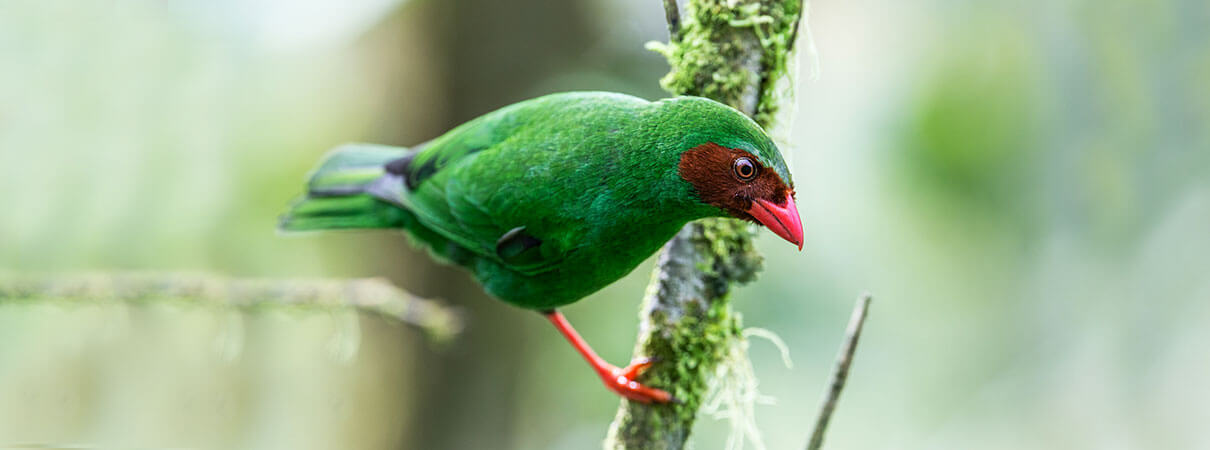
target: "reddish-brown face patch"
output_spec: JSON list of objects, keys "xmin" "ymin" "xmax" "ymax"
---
[{"xmin": 678, "ymin": 142, "xmax": 793, "ymax": 220}]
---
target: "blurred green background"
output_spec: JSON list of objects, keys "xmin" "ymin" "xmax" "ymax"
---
[{"xmin": 2, "ymin": 0, "xmax": 1209, "ymax": 448}]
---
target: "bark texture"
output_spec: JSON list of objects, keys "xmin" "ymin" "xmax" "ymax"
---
[{"xmin": 604, "ymin": 1, "xmax": 804, "ymax": 448}]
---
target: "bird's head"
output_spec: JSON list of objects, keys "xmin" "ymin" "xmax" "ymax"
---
[{"xmin": 662, "ymin": 97, "xmax": 804, "ymax": 250}]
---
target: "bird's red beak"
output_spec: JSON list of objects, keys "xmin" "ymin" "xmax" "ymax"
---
[{"xmin": 747, "ymin": 192, "xmax": 804, "ymax": 250}]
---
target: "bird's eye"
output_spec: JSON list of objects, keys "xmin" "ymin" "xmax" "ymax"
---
[{"xmin": 733, "ymin": 157, "xmax": 758, "ymax": 181}]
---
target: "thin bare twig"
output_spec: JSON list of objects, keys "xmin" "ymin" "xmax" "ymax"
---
[
  {"xmin": 663, "ymin": 0, "xmax": 681, "ymax": 41},
  {"xmin": 806, "ymin": 293, "xmax": 872, "ymax": 450},
  {"xmin": 787, "ymin": 0, "xmax": 805, "ymax": 52},
  {"xmin": 0, "ymin": 273, "xmax": 464, "ymax": 343}
]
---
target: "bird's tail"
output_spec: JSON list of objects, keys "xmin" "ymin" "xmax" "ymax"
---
[{"xmin": 278, "ymin": 143, "xmax": 412, "ymax": 232}]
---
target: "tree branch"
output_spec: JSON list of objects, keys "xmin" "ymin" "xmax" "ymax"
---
[
  {"xmin": 663, "ymin": 0, "xmax": 681, "ymax": 41},
  {"xmin": 605, "ymin": 1, "xmax": 804, "ymax": 448},
  {"xmin": 0, "ymin": 273, "xmax": 463, "ymax": 343},
  {"xmin": 807, "ymin": 293, "xmax": 871, "ymax": 450}
]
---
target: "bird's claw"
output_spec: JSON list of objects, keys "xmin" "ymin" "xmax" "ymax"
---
[
  {"xmin": 620, "ymin": 357, "xmax": 656, "ymax": 379},
  {"xmin": 603, "ymin": 358, "xmax": 675, "ymax": 404}
]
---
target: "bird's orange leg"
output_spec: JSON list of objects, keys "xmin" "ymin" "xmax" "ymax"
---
[{"xmin": 542, "ymin": 310, "xmax": 674, "ymax": 404}]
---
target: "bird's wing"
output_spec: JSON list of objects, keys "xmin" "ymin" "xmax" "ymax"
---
[
  {"xmin": 367, "ymin": 102, "xmax": 576, "ymax": 276},
  {"xmin": 380, "ymin": 156, "xmax": 563, "ymax": 276}
]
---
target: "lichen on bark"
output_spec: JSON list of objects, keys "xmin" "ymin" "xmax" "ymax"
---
[{"xmin": 605, "ymin": 1, "xmax": 803, "ymax": 448}]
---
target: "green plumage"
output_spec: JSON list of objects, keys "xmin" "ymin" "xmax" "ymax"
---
[
  {"xmin": 280, "ymin": 92, "xmax": 790, "ymax": 310},
  {"xmin": 280, "ymin": 144, "xmax": 409, "ymax": 230}
]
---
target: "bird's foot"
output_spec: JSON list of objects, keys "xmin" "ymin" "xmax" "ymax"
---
[
  {"xmin": 601, "ymin": 357, "xmax": 676, "ymax": 404},
  {"xmin": 541, "ymin": 311, "xmax": 677, "ymax": 404}
]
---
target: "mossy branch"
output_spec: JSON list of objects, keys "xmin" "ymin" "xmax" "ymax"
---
[
  {"xmin": 605, "ymin": 1, "xmax": 803, "ymax": 449},
  {"xmin": 0, "ymin": 273, "xmax": 463, "ymax": 343}
]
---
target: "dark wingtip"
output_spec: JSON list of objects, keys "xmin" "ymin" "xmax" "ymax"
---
[{"xmin": 383, "ymin": 154, "xmax": 412, "ymax": 176}]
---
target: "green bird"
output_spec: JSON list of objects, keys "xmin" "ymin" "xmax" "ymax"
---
[{"xmin": 280, "ymin": 92, "xmax": 802, "ymax": 403}]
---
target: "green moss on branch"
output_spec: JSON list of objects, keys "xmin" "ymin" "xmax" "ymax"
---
[
  {"xmin": 648, "ymin": 0, "xmax": 802, "ymax": 127},
  {"xmin": 606, "ymin": 1, "xmax": 802, "ymax": 448}
]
